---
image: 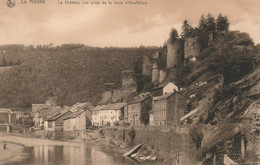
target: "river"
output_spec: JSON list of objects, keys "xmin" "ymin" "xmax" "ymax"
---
[{"xmin": 4, "ymin": 143, "xmax": 139, "ymax": 165}]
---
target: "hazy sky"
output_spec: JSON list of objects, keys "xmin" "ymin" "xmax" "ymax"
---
[{"xmin": 0, "ymin": 0, "xmax": 260, "ymax": 47}]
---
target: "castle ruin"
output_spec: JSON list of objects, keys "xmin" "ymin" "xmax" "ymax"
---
[
  {"xmin": 121, "ymin": 70, "xmax": 137, "ymax": 94},
  {"xmin": 142, "ymin": 55, "xmax": 152, "ymax": 76},
  {"xmin": 184, "ymin": 37, "xmax": 200, "ymax": 58},
  {"xmin": 167, "ymin": 40, "xmax": 184, "ymax": 68}
]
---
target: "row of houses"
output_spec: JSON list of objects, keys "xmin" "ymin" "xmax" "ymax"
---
[
  {"xmin": 32, "ymin": 102, "xmax": 93, "ymax": 132},
  {"xmin": 31, "ymin": 82, "xmax": 188, "ymax": 132},
  {"xmin": 92, "ymin": 82, "xmax": 188, "ymax": 127}
]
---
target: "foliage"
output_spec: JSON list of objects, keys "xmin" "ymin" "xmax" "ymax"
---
[
  {"xmin": 205, "ymin": 13, "xmax": 216, "ymax": 32},
  {"xmin": 169, "ymin": 28, "xmax": 179, "ymax": 43},
  {"xmin": 203, "ymin": 32, "xmax": 256, "ymax": 84},
  {"xmin": 0, "ymin": 45, "xmax": 160, "ymax": 108},
  {"xmin": 174, "ymin": 62, "xmax": 192, "ymax": 87},
  {"xmin": 198, "ymin": 14, "xmax": 207, "ymax": 33},
  {"xmin": 216, "ymin": 14, "xmax": 229, "ymax": 32},
  {"xmin": 181, "ymin": 20, "xmax": 193, "ymax": 38},
  {"xmin": 23, "ymin": 117, "xmax": 34, "ymax": 128},
  {"xmin": 140, "ymin": 99, "xmax": 152, "ymax": 125}
]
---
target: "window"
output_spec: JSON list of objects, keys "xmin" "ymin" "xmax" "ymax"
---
[{"xmin": 48, "ymin": 122, "xmax": 52, "ymax": 128}]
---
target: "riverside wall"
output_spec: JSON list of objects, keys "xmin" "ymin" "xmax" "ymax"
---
[{"xmin": 102, "ymin": 126, "xmax": 198, "ymax": 165}]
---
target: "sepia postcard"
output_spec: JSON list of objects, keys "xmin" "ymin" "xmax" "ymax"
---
[{"xmin": 0, "ymin": 0, "xmax": 259, "ymax": 164}]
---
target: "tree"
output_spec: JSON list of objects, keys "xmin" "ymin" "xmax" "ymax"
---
[
  {"xmin": 205, "ymin": 13, "xmax": 216, "ymax": 32},
  {"xmin": 169, "ymin": 28, "xmax": 179, "ymax": 43},
  {"xmin": 140, "ymin": 100, "xmax": 152, "ymax": 125},
  {"xmin": 198, "ymin": 14, "xmax": 207, "ymax": 33},
  {"xmin": 216, "ymin": 14, "xmax": 229, "ymax": 32},
  {"xmin": 181, "ymin": 20, "xmax": 193, "ymax": 38},
  {"xmin": 23, "ymin": 117, "xmax": 34, "ymax": 128}
]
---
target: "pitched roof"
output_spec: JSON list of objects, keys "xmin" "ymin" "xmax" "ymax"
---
[
  {"xmin": 128, "ymin": 93, "xmax": 151, "ymax": 105},
  {"xmin": 102, "ymin": 102, "xmax": 126, "ymax": 110},
  {"xmin": 70, "ymin": 102, "xmax": 93, "ymax": 112},
  {"xmin": 153, "ymin": 92, "xmax": 175, "ymax": 101},
  {"xmin": 91, "ymin": 105, "xmax": 107, "ymax": 111},
  {"xmin": 46, "ymin": 109, "xmax": 71, "ymax": 121},
  {"xmin": 38, "ymin": 106, "xmax": 62, "ymax": 117},
  {"xmin": 64, "ymin": 109, "xmax": 86, "ymax": 120}
]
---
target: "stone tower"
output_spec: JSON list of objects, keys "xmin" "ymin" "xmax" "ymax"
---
[
  {"xmin": 152, "ymin": 63, "xmax": 159, "ymax": 84},
  {"xmin": 167, "ymin": 40, "xmax": 184, "ymax": 69},
  {"xmin": 142, "ymin": 55, "xmax": 152, "ymax": 76}
]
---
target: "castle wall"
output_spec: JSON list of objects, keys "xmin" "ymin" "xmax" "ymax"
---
[
  {"xmin": 153, "ymin": 52, "xmax": 161, "ymax": 60},
  {"xmin": 167, "ymin": 40, "xmax": 184, "ymax": 69},
  {"xmin": 103, "ymin": 126, "xmax": 198, "ymax": 165},
  {"xmin": 152, "ymin": 63, "xmax": 159, "ymax": 84},
  {"xmin": 184, "ymin": 37, "xmax": 200, "ymax": 58},
  {"xmin": 121, "ymin": 70, "xmax": 137, "ymax": 93},
  {"xmin": 142, "ymin": 55, "xmax": 152, "ymax": 76},
  {"xmin": 159, "ymin": 70, "xmax": 166, "ymax": 83}
]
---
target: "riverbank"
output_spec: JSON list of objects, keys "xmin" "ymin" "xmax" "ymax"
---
[
  {"xmin": 0, "ymin": 133, "xmax": 84, "ymax": 164},
  {"xmin": 0, "ymin": 132, "xmax": 137, "ymax": 165},
  {"xmin": 0, "ymin": 141, "xmax": 24, "ymax": 164},
  {"xmin": 0, "ymin": 133, "xmax": 83, "ymax": 147}
]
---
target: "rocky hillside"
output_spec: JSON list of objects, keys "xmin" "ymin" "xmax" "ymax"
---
[{"xmin": 177, "ymin": 31, "xmax": 259, "ymax": 164}]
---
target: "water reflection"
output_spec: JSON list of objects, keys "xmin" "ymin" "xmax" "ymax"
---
[{"xmin": 7, "ymin": 144, "xmax": 137, "ymax": 165}]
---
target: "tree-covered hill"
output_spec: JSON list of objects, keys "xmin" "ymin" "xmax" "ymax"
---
[{"xmin": 0, "ymin": 45, "xmax": 160, "ymax": 109}]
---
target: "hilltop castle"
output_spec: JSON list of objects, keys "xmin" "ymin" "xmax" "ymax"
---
[{"xmin": 142, "ymin": 33, "xmax": 216, "ymax": 85}]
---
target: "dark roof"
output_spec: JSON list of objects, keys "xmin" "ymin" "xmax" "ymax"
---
[
  {"xmin": 38, "ymin": 106, "xmax": 62, "ymax": 117},
  {"xmin": 38, "ymin": 108, "xmax": 53, "ymax": 117},
  {"xmin": 153, "ymin": 92, "xmax": 175, "ymax": 101},
  {"xmin": 46, "ymin": 109, "xmax": 71, "ymax": 121},
  {"xmin": 127, "ymin": 93, "xmax": 151, "ymax": 105},
  {"xmin": 64, "ymin": 109, "xmax": 86, "ymax": 120},
  {"xmin": 102, "ymin": 102, "xmax": 126, "ymax": 110}
]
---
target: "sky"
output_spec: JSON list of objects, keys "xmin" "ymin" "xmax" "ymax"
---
[{"xmin": 0, "ymin": 0, "xmax": 260, "ymax": 47}]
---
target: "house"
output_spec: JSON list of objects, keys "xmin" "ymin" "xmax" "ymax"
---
[
  {"xmin": 33, "ymin": 106, "xmax": 62, "ymax": 127},
  {"xmin": 91, "ymin": 103, "xmax": 127, "ymax": 126},
  {"xmin": 149, "ymin": 110, "xmax": 154, "ymax": 126},
  {"xmin": 91, "ymin": 105, "xmax": 106, "ymax": 126},
  {"xmin": 63, "ymin": 109, "xmax": 91, "ymax": 131},
  {"xmin": 152, "ymin": 92, "xmax": 187, "ymax": 126},
  {"xmin": 44, "ymin": 109, "xmax": 72, "ymax": 131},
  {"xmin": 32, "ymin": 104, "xmax": 52, "ymax": 113},
  {"xmin": 127, "ymin": 93, "xmax": 152, "ymax": 126},
  {"xmin": 152, "ymin": 82, "xmax": 178, "ymax": 97},
  {"xmin": 69, "ymin": 102, "xmax": 93, "ymax": 112},
  {"xmin": 0, "ymin": 108, "xmax": 16, "ymax": 124}
]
